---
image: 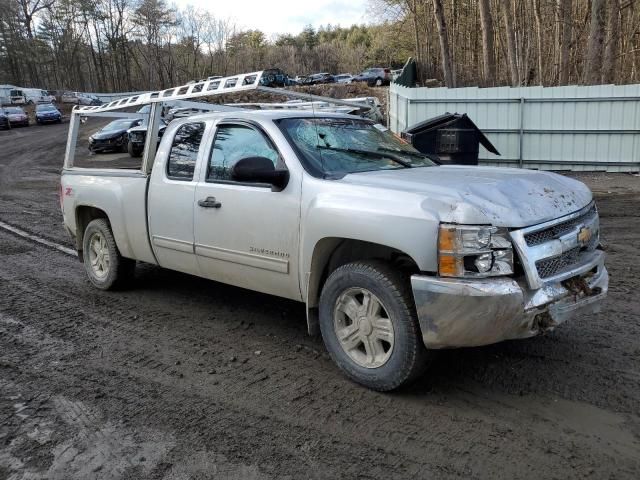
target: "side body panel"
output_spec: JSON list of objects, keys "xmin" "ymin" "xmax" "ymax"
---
[
  {"xmin": 298, "ymin": 176, "xmax": 441, "ymax": 302},
  {"xmin": 60, "ymin": 170, "xmax": 156, "ymax": 264}
]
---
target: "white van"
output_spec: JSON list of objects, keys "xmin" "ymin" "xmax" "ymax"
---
[{"xmin": 24, "ymin": 88, "xmax": 55, "ymax": 104}]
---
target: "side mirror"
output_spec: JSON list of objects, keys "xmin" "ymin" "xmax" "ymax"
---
[{"xmin": 231, "ymin": 156, "xmax": 289, "ymax": 191}]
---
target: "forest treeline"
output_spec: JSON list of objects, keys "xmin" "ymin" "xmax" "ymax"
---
[{"xmin": 1, "ymin": 0, "xmax": 639, "ymax": 93}]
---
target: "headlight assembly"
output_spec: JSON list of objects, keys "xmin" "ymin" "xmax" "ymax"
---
[{"xmin": 438, "ymin": 224, "xmax": 514, "ymax": 278}]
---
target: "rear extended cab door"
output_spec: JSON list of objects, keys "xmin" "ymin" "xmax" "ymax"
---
[{"xmin": 147, "ymin": 119, "xmax": 209, "ymax": 275}]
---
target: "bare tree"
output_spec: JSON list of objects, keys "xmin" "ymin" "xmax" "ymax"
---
[
  {"xmin": 16, "ymin": 0, "xmax": 55, "ymax": 39},
  {"xmin": 499, "ymin": 0, "xmax": 520, "ymax": 85},
  {"xmin": 3, "ymin": 0, "xmax": 640, "ymax": 92},
  {"xmin": 478, "ymin": 0, "xmax": 496, "ymax": 85},
  {"xmin": 431, "ymin": 0, "xmax": 455, "ymax": 87},
  {"xmin": 584, "ymin": 0, "xmax": 607, "ymax": 84},
  {"xmin": 602, "ymin": 0, "xmax": 620, "ymax": 84},
  {"xmin": 532, "ymin": 0, "xmax": 544, "ymax": 84},
  {"xmin": 556, "ymin": 0, "xmax": 572, "ymax": 85}
]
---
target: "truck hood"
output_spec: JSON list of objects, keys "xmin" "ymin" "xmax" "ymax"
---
[{"xmin": 340, "ymin": 165, "xmax": 592, "ymax": 228}]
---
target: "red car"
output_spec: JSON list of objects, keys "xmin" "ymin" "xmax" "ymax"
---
[{"xmin": 3, "ymin": 106, "xmax": 29, "ymax": 127}]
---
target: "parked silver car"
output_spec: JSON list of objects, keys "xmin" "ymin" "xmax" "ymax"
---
[
  {"xmin": 352, "ymin": 68, "xmax": 392, "ymax": 86},
  {"xmin": 334, "ymin": 74, "xmax": 354, "ymax": 84}
]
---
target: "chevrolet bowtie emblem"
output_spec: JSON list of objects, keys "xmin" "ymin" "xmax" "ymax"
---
[{"xmin": 577, "ymin": 226, "xmax": 593, "ymax": 246}]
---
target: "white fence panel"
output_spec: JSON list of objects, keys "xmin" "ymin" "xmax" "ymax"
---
[{"xmin": 389, "ymin": 83, "xmax": 640, "ymax": 172}]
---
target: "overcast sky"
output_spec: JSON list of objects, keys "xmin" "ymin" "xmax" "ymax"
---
[{"xmin": 174, "ymin": 0, "xmax": 371, "ymax": 38}]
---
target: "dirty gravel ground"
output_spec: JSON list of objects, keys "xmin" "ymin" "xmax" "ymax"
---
[{"xmin": 0, "ymin": 122, "xmax": 639, "ymax": 479}]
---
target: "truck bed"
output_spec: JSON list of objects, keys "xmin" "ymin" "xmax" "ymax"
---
[{"xmin": 61, "ymin": 168, "xmax": 156, "ymax": 264}]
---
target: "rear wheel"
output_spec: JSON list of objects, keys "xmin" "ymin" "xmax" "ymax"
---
[
  {"xmin": 319, "ymin": 260, "xmax": 430, "ymax": 391},
  {"xmin": 82, "ymin": 219, "xmax": 134, "ymax": 290},
  {"xmin": 375, "ymin": 78, "xmax": 383, "ymax": 86}
]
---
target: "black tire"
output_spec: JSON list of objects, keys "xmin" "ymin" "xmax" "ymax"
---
[
  {"xmin": 82, "ymin": 219, "xmax": 135, "ymax": 290},
  {"xmin": 375, "ymin": 77, "xmax": 383, "ymax": 87},
  {"xmin": 128, "ymin": 141, "xmax": 142, "ymax": 158},
  {"xmin": 319, "ymin": 260, "xmax": 431, "ymax": 391},
  {"xmin": 120, "ymin": 135, "xmax": 129, "ymax": 153}
]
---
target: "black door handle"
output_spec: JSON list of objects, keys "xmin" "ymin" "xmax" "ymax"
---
[{"xmin": 198, "ymin": 196, "xmax": 222, "ymax": 208}]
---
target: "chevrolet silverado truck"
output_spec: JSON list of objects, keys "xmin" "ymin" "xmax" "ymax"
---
[{"xmin": 61, "ymin": 110, "xmax": 608, "ymax": 391}]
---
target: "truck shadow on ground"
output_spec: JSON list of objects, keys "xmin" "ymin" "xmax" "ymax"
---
[{"xmin": 128, "ymin": 261, "xmax": 613, "ymax": 408}]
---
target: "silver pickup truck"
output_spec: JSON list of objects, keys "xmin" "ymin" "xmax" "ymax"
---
[{"xmin": 61, "ymin": 109, "xmax": 608, "ymax": 391}]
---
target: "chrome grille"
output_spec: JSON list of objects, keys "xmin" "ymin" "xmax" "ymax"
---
[
  {"xmin": 535, "ymin": 247, "xmax": 582, "ymax": 279},
  {"xmin": 510, "ymin": 202, "xmax": 601, "ymax": 288},
  {"xmin": 524, "ymin": 205, "xmax": 597, "ymax": 246}
]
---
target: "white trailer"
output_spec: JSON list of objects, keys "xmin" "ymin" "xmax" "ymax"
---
[{"xmin": 0, "ymin": 85, "xmax": 26, "ymax": 105}]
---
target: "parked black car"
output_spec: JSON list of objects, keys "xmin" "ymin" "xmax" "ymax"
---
[
  {"xmin": 0, "ymin": 110, "xmax": 10, "ymax": 130},
  {"xmin": 352, "ymin": 67, "xmax": 392, "ymax": 86},
  {"xmin": 88, "ymin": 118, "xmax": 142, "ymax": 153},
  {"xmin": 307, "ymin": 73, "xmax": 335, "ymax": 85},
  {"xmin": 127, "ymin": 119, "xmax": 168, "ymax": 157},
  {"xmin": 35, "ymin": 103, "xmax": 62, "ymax": 124}
]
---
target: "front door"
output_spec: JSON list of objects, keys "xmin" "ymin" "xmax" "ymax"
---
[{"xmin": 193, "ymin": 121, "xmax": 301, "ymax": 300}]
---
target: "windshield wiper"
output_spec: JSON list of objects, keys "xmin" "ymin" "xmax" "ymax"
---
[
  {"xmin": 377, "ymin": 146, "xmax": 440, "ymax": 164},
  {"xmin": 316, "ymin": 145, "xmax": 412, "ymax": 168},
  {"xmin": 377, "ymin": 146, "xmax": 428, "ymax": 158}
]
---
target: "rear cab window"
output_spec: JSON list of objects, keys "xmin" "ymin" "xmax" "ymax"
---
[{"xmin": 167, "ymin": 122, "xmax": 205, "ymax": 180}]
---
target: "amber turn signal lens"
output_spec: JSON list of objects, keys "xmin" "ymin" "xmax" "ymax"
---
[
  {"xmin": 438, "ymin": 226, "xmax": 457, "ymax": 252},
  {"xmin": 439, "ymin": 254, "xmax": 462, "ymax": 277}
]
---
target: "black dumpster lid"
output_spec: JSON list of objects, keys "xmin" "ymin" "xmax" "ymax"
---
[{"xmin": 403, "ymin": 113, "xmax": 500, "ymax": 155}]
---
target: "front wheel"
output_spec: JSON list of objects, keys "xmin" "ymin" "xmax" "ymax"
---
[
  {"xmin": 127, "ymin": 141, "xmax": 142, "ymax": 157},
  {"xmin": 82, "ymin": 219, "xmax": 134, "ymax": 290},
  {"xmin": 319, "ymin": 260, "xmax": 430, "ymax": 391}
]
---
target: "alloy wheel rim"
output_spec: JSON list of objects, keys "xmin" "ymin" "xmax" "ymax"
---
[
  {"xmin": 88, "ymin": 232, "xmax": 110, "ymax": 279},
  {"xmin": 333, "ymin": 288, "xmax": 394, "ymax": 368}
]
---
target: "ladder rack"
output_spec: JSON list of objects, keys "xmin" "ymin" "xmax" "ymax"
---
[
  {"xmin": 65, "ymin": 70, "xmax": 381, "ymax": 172},
  {"xmin": 73, "ymin": 70, "xmax": 375, "ymax": 116}
]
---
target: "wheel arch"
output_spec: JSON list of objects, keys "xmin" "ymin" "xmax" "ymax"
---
[
  {"xmin": 305, "ymin": 237, "xmax": 420, "ymax": 335},
  {"xmin": 75, "ymin": 205, "xmax": 110, "ymax": 256}
]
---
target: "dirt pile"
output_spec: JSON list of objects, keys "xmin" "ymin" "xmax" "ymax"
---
[{"xmin": 206, "ymin": 83, "xmax": 389, "ymax": 119}]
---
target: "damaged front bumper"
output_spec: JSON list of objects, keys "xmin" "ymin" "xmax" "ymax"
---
[{"xmin": 411, "ymin": 250, "xmax": 608, "ymax": 349}]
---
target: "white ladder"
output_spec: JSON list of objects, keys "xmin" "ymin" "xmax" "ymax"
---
[{"xmin": 73, "ymin": 70, "xmax": 375, "ymax": 116}]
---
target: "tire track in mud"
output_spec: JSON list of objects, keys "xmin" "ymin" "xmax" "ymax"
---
[
  {"xmin": 1, "ymin": 231, "xmax": 639, "ymax": 479},
  {"xmin": 3, "ymin": 119, "xmax": 640, "ymax": 478},
  {"xmin": 0, "ymin": 242, "xmax": 459, "ymax": 477}
]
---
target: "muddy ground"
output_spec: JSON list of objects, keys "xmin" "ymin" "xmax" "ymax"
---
[{"xmin": 0, "ymin": 121, "xmax": 639, "ymax": 479}]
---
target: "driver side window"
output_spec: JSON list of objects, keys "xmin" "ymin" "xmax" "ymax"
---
[{"xmin": 208, "ymin": 124, "xmax": 279, "ymax": 181}]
